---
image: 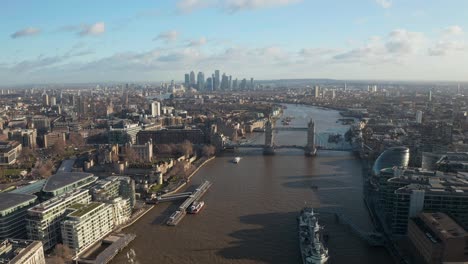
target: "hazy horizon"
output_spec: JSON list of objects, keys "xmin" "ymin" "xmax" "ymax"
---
[{"xmin": 2, "ymin": 0, "xmax": 468, "ymax": 85}]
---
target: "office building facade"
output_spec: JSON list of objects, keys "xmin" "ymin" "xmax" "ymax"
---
[
  {"xmin": 26, "ymin": 189, "xmax": 92, "ymax": 251},
  {"xmin": 61, "ymin": 202, "xmax": 114, "ymax": 257}
]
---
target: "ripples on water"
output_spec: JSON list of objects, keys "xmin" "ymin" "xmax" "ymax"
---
[{"xmin": 112, "ymin": 105, "xmax": 392, "ymax": 264}]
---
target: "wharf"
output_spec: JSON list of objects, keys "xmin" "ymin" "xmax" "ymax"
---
[{"xmin": 166, "ymin": 180, "xmax": 212, "ymax": 226}]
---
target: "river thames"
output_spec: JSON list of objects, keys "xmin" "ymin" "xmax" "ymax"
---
[{"xmin": 112, "ymin": 104, "xmax": 393, "ymax": 264}]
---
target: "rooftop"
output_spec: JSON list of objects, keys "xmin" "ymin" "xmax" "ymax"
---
[
  {"xmin": 28, "ymin": 189, "xmax": 89, "ymax": 212},
  {"xmin": 0, "ymin": 193, "xmax": 36, "ymax": 213},
  {"xmin": 419, "ymin": 212, "xmax": 467, "ymax": 239},
  {"xmin": 42, "ymin": 172, "xmax": 95, "ymax": 192},
  {"xmin": 68, "ymin": 202, "xmax": 102, "ymax": 218},
  {"xmin": 0, "ymin": 141, "xmax": 20, "ymax": 153}
]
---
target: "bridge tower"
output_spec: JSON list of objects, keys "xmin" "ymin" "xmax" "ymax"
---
[
  {"xmin": 305, "ymin": 119, "xmax": 317, "ymax": 156},
  {"xmin": 263, "ymin": 118, "xmax": 275, "ymax": 155}
]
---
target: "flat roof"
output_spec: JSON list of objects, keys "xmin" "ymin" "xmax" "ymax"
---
[
  {"xmin": 68, "ymin": 202, "xmax": 102, "ymax": 218},
  {"xmin": 420, "ymin": 212, "xmax": 467, "ymax": 239},
  {"xmin": 56, "ymin": 159, "xmax": 76, "ymax": 173},
  {"xmin": 0, "ymin": 193, "xmax": 36, "ymax": 212},
  {"xmin": 42, "ymin": 172, "xmax": 94, "ymax": 192}
]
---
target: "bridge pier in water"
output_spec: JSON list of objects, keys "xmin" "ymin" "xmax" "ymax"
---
[
  {"xmin": 263, "ymin": 118, "xmax": 275, "ymax": 155},
  {"xmin": 304, "ymin": 119, "xmax": 317, "ymax": 156}
]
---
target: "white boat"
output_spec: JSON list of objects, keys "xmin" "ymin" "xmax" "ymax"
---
[
  {"xmin": 233, "ymin": 157, "xmax": 241, "ymax": 164},
  {"xmin": 298, "ymin": 208, "xmax": 329, "ymax": 264},
  {"xmin": 187, "ymin": 201, "xmax": 205, "ymax": 214}
]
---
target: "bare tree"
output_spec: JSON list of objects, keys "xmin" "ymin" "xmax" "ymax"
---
[
  {"xmin": 177, "ymin": 140, "xmax": 193, "ymax": 157},
  {"xmin": 157, "ymin": 144, "xmax": 172, "ymax": 155},
  {"xmin": 18, "ymin": 147, "xmax": 35, "ymax": 165},
  {"xmin": 45, "ymin": 256, "xmax": 64, "ymax": 264},
  {"xmin": 51, "ymin": 243, "xmax": 73, "ymax": 263},
  {"xmin": 68, "ymin": 133, "xmax": 85, "ymax": 148},
  {"xmin": 202, "ymin": 145, "xmax": 216, "ymax": 157},
  {"xmin": 51, "ymin": 140, "xmax": 66, "ymax": 157},
  {"xmin": 123, "ymin": 146, "xmax": 140, "ymax": 163},
  {"xmin": 36, "ymin": 160, "xmax": 54, "ymax": 178}
]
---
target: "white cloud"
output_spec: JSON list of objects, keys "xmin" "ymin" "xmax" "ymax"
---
[
  {"xmin": 334, "ymin": 30, "xmax": 425, "ymax": 63},
  {"xmin": 79, "ymin": 22, "xmax": 105, "ymax": 36},
  {"xmin": 443, "ymin": 25, "xmax": 464, "ymax": 36},
  {"xmin": 177, "ymin": 0, "xmax": 214, "ymax": 13},
  {"xmin": 375, "ymin": 0, "xmax": 392, "ymax": 8},
  {"xmin": 188, "ymin": 37, "xmax": 207, "ymax": 46},
  {"xmin": 300, "ymin": 48, "xmax": 337, "ymax": 57},
  {"xmin": 386, "ymin": 29, "xmax": 425, "ymax": 54},
  {"xmin": 429, "ymin": 41, "xmax": 466, "ymax": 56},
  {"xmin": 154, "ymin": 30, "xmax": 180, "ymax": 42},
  {"xmin": 10, "ymin": 27, "xmax": 41, "ymax": 39},
  {"xmin": 223, "ymin": 0, "xmax": 302, "ymax": 12},
  {"xmin": 176, "ymin": 0, "xmax": 302, "ymax": 13}
]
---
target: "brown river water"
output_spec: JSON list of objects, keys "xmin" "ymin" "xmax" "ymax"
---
[{"xmin": 111, "ymin": 104, "xmax": 393, "ymax": 264}]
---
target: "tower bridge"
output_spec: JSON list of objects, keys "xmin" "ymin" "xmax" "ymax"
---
[{"xmin": 224, "ymin": 119, "xmax": 353, "ymax": 155}]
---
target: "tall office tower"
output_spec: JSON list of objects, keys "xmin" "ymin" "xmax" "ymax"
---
[
  {"xmin": 228, "ymin": 75, "xmax": 232, "ymax": 90},
  {"xmin": 42, "ymin": 93, "xmax": 49, "ymax": 107},
  {"xmin": 214, "ymin": 70, "xmax": 220, "ymax": 90},
  {"xmin": 240, "ymin": 78, "xmax": 247, "ymax": 90},
  {"xmin": 197, "ymin": 72, "xmax": 205, "ymax": 91},
  {"xmin": 429, "ymin": 90, "xmax": 432, "ymax": 102},
  {"xmin": 250, "ymin": 78, "xmax": 254, "ymax": 90},
  {"xmin": 416, "ymin": 110, "xmax": 423, "ymax": 124},
  {"xmin": 50, "ymin": 96, "xmax": 57, "ymax": 106},
  {"xmin": 184, "ymin": 73, "xmax": 190, "ymax": 87},
  {"xmin": 190, "ymin": 71, "xmax": 196, "ymax": 87},
  {"xmin": 150, "ymin": 101, "xmax": 161, "ymax": 117},
  {"xmin": 221, "ymin": 73, "xmax": 228, "ymax": 90},
  {"xmin": 344, "ymin": 83, "xmax": 347, "ymax": 91},
  {"xmin": 233, "ymin": 79, "xmax": 238, "ymax": 90},
  {"xmin": 206, "ymin": 77, "xmax": 213, "ymax": 91},
  {"xmin": 314, "ymin": 86, "xmax": 320, "ymax": 98},
  {"xmin": 211, "ymin": 74, "xmax": 216, "ymax": 90}
]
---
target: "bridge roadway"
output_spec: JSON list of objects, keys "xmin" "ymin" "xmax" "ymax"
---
[
  {"xmin": 166, "ymin": 180, "xmax": 212, "ymax": 226},
  {"xmin": 224, "ymin": 144, "xmax": 353, "ymax": 151},
  {"xmin": 273, "ymin": 127, "xmax": 308, "ymax": 131},
  {"xmin": 156, "ymin": 192, "xmax": 193, "ymax": 202}
]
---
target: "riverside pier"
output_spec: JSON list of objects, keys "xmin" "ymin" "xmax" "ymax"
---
[{"xmin": 166, "ymin": 180, "xmax": 212, "ymax": 226}]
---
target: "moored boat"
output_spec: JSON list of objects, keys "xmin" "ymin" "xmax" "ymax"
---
[
  {"xmin": 233, "ymin": 157, "xmax": 241, "ymax": 163},
  {"xmin": 298, "ymin": 208, "xmax": 329, "ymax": 264},
  {"xmin": 187, "ymin": 201, "xmax": 205, "ymax": 214}
]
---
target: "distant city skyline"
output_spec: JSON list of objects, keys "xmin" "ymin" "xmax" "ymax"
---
[{"xmin": 1, "ymin": 0, "xmax": 468, "ymax": 85}]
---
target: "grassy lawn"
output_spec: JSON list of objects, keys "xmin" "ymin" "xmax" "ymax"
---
[
  {"xmin": 149, "ymin": 184, "xmax": 166, "ymax": 193},
  {"xmin": 3, "ymin": 169, "xmax": 24, "ymax": 176}
]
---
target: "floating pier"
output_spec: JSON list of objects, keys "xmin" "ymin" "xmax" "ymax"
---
[{"xmin": 166, "ymin": 180, "xmax": 212, "ymax": 226}]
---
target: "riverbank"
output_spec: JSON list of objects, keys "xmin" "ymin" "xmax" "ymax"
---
[{"xmin": 166, "ymin": 156, "xmax": 216, "ymax": 195}]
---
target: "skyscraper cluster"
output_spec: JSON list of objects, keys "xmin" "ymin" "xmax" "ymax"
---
[{"xmin": 183, "ymin": 70, "xmax": 255, "ymax": 91}]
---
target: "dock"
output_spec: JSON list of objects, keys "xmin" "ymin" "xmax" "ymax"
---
[{"xmin": 166, "ymin": 180, "xmax": 212, "ymax": 226}]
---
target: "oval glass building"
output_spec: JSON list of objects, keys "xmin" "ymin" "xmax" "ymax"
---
[{"xmin": 372, "ymin": 146, "xmax": 410, "ymax": 176}]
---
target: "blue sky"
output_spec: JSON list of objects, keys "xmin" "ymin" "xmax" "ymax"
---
[{"xmin": 1, "ymin": 0, "xmax": 468, "ymax": 85}]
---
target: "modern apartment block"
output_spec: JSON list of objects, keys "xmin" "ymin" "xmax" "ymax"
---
[
  {"xmin": 61, "ymin": 202, "xmax": 114, "ymax": 257},
  {"xmin": 0, "ymin": 239, "xmax": 45, "ymax": 264},
  {"xmin": 26, "ymin": 189, "xmax": 91, "ymax": 251},
  {"xmin": 0, "ymin": 193, "xmax": 37, "ymax": 239},
  {"xmin": 90, "ymin": 176, "xmax": 136, "ymax": 208},
  {"xmin": 377, "ymin": 167, "xmax": 468, "ymax": 235}
]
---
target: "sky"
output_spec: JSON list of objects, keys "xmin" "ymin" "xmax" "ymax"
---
[{"xmin": 1, "ymin": 0, "xmax": 468, "ymax": 85}]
